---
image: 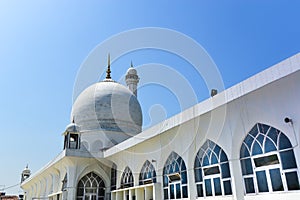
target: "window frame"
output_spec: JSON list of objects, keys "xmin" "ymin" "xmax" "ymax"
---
[
  {"xmin": 163, "ymin": 151, "xmax": 188, "ymax": 199},
  {"xmin": 240, "ymin": 123, "xmax": 300, "ymax": 195},
  {"xmin": 194, "ymin": 140, "xmax": 233, "ymax": 198}
]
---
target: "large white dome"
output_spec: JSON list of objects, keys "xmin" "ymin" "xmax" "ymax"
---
[{"xmin": 71, "ymin": 79, "xmax": 142, "ymax": 144}]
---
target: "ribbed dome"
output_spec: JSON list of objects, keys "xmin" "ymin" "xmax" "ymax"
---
[{"xmin": 71, "ymin": 79, "xmax": 142, "ymax": 141}]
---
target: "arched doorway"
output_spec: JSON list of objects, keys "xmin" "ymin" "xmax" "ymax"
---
[{"xmin": 76, "ymin": 172, "xmax": 105, "ymax": 200}]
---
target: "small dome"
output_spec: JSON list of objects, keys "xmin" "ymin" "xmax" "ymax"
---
[
  {"xmin": 23, "ymin": 165, "xmax": 31, "ymax": 174},
  {"xmin": 126, "ymin": 67, "xmax": 137, "ymax": 75},
  {"xmin": 71, "ymin": 79, "xmax": 142, "ymax": 144},
  {"xmin": 64, "ymin": 122, "xmax": 80, "ymax": 134}
]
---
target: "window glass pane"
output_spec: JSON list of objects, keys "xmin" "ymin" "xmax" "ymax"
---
[
  {"xmin": 77, "ymin": 188, "xmax": 84, "ymax": 196},
  {"xmin": 176, "ymin": 183, "xmax": 181, "ymax": 199},
  {"xmin": 280, "ymin": 150, "xmax": 297, "ymax": 169},
  {"xmin": 256, "ymin": 171, "xmax": 269, "ymax": 192},
  {"xmin": 209, "ymin": 140, "xmax": 215, "ymax": 149},
  {"xmin": 194, "ymin": 158, "xmax": 201, "ymax": 168},
  {"xmin": 164, "ymin": 188, "xmax": 168, "ymax": 199},
  {"xmin": 240, "ymin": 143, "xmax": 250, "ymax": 158},
  {"xmin": 257, "ymin": 134, "xmax": 264, "ymax": 146},
  {"xmin": 204, "ymin": 166, "xmax": 220, "ymax": 176},
  {"xmin": 213, "ymin": 177, "xmax": 222, "ymax": 196},
  {"xmin": 182, "ymin": 185, "xmax": 188, "ymax": 198},
  {"xmin": 264, "ymin": 138, "xmax": 277, "ymax": 153},
  {"xmin": 221, "ymin": 163, "xmax": 231, "ymax": 178},
  {"xmin": 163, "ymin": 175, "xmax": 168, "ymax": 187},
  {"xmin": 244, "ymin": 177, "xmax": 255, "ymax": 193},
  {"xmin": 153, "ymin": 177, "xmax": 157, "ymax": 183},
  {"xmin": 170, "ymin": 184, "xmax": 175, "ymax": 199},
  {"xmin": 174, "ymin": 163, "xmax": 179, "ymax": 173},
  {"xmin": 269, "ymin": 168, "xmax": 284, "ymax": 191},
  {"xmin": 98, "ymin": 188, "xmax": 105, "ymax": 196},
  {"xmin": 181, "ymin": 171, "xmax": 187, "ymax": 184},
  {"xmin": 206, "ymin": 149, "xmax": 212, "ymax": 157},
  {"xmin": 285, "ymin": 172, "xmax": 300, "ymax": 190},
  {"xmin": 181, "ymin": 162, "xmax": 186, "ymax": 171},
  {"xmin": 220, "ymin": 151, "xmax": 228, "ymax": 162},
  {"xmin": 244, "ymin": 135, "xmax": 254, "ymax": 149},
  {"xmin": 213, "ymin": 145, "xmax": 221, "ymax": 156},
  {"xmin": 267, "ymin": 128, "xmax": 278, "ymax": 144},
  {"xmin": 240, "ymin": 158, "xmax": 253, "ymax": 175},
  {"xmin": 254, "ymin": 154, "xmax": 279, "ymax": 167},
  {"xmin": 195, "ymin": 168, "xmax": 202, "ymax": 182},
  {"xmin": 249, "ymin": 124, "xmax": 259, "ymax": 137},
  {"xmin": 196, "ymin": 184, "xmax": 203, "ymax": 197},
  {"xmin": 203, "ymin": 156, "xmax": 209, "ymax": 166},
  {"xmin": 258, "ymin": 123, "xmax": 269, "ymax": 134},
  {"xmin": 223, "ymin": 180, "xmax": 232, "ymax": 195},
  {"xmin": 211, "ymin": 153, "xmax": 218, "ymax": 164},
  {"xmin": 252, "ymin": 141, "xmax": 263, "ymax": 156},
  {"xmin": 205, "ymin": 179, "xmax": 212, "ymax": 196},
  {"xmin": 279, "ymin": 134, "xmax": 292, "ymax": 150}
]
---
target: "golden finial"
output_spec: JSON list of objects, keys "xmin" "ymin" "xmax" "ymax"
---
[{"xmin": 106, "ymin": 53, "xmax": 111, "ymax": 79}]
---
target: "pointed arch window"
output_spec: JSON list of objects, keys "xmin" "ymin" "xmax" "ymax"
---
[
  {"xmin": 76, "ymin": 172, "xmax": 105, "ymax": 200},
  {"xmin": 194, "ymin": 140, "xmax": 232, "ymax": 197},
  {"xmin": 111, "ymin": 164, "xmax": 117, "ymax": 191},
  {"xmin": 139, "ymin": 160, "xmax": 156, "ymax": 185},
  {"xmin": 120, "ymin": 166, "xmax": 134, "ymax": 188},
  {"xmin": 240, "ymin": 123, "xmax": 300, "ymax": 194},
  {"xmin": 163, "ymin": 151, "xmax": 188, "ymax": 199}
]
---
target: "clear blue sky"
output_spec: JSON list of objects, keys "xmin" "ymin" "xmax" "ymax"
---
[{"xmin": 0, "ymin": 0, "xmax": 299, "ymax": 195}]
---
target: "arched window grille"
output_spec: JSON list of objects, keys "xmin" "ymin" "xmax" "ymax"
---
[
  {"xmin": 194, "ymin": 140, "xmax": 232, "ymax": 197},
  {"xmin": 76, "ymin": 172, "xmax": 105, "ymax": 200},
  {"xmin": 111, "ymin": 164, "xmax": 117, "ymax": 191},
  {"xmin": 240, "ymin": 123, "xmax": 300, "ymax": 194},
  {"xmin": 139, "ymin": 160, "xmax": 156, "ymax": 185},
  {"xmin": 163, "ymin": 151, "xmax": 188, "ymax": 199},
  {"xmin": 120, "ymin": 166, "xmax": 134, "ymax": 188}
]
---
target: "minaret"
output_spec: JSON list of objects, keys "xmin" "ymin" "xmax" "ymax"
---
[
  {"xmin": 20, "ymin": 164, "xmax": 31, "ymax": 183},
  {"xmin": 125, "ymin": 61, "xmax": 139, "ymax": 96}
]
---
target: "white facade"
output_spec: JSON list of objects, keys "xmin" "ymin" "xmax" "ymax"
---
[{"xmin": 21, "ymin": 53, "xmax": 300, "ymax": 200}]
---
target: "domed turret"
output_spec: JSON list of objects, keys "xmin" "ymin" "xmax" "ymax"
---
[
  {"xmin": 21, "ymin": 165, "xmax": 31, "ymax": 183},
  {"xmin": 63, "ymin": 121, "xmax": 81, "ymax": 149}
]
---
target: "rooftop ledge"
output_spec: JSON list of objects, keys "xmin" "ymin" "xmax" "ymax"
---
[{"xmin": 104, "ymin": 52, "xmax": 300, "ymax": 157}]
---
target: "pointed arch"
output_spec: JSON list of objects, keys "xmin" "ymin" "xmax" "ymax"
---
[
  {"xmin": 110, "ymin": 163, "xmax": 117, "ymax": 191},
  {"xmin": 76, "ymin": 172, "xmax": 105, "ymax": 200},
  {"xmin": 139, "ymin": 160, "xmax": 156, "ymax": 185},
  {"xmin": 240, "ymin": 123, "xmax": 300, "ymax": 194},
  {"xmin": 194, "ymin": 139, "xmax": 232, "ymax": 197},
  {"xmin": 163, "ymin": 151, "xmax": 188, "ymax": 199},
  {"xmin": 120, "ymin": 166, "xmax": 134, "ymax": 188}
]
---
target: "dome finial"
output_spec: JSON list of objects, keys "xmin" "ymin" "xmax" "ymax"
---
[
  {"xmin": 106, "ymin": 53, "xmax": 111, "ymax": 79},
  {"xmin": 131, "ymin": 60, "xmax": 133, "ymax": 68}
]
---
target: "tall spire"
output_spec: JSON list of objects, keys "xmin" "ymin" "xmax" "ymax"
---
[{"xmin": 106, "ymin": 53, "xmax": 111, "ymax": 79}]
